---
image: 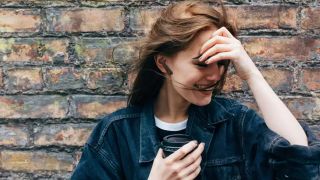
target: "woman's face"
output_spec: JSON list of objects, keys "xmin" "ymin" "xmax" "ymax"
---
[{"xmin": 164, "ymin": 27, "xmax": 225, "ymax": 106}]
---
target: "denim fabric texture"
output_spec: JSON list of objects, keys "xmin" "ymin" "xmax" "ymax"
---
[{"xmin": 71, "ymin": 97, "xmax": 320, "ymax": 180}]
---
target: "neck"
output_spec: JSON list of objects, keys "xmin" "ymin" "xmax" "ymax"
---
[{"xmin": 154, "ymin": 82, "xmax": 190, "ymax": 123}]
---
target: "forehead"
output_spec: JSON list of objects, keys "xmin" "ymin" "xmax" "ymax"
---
[{"xmin": 184, "ymin": 26, "xmax": 218, "ymax": 54}]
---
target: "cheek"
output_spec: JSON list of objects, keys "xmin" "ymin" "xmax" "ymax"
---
[{"xmin": 175, "ymin": 66, "xmax": 200, "ymax": 81}]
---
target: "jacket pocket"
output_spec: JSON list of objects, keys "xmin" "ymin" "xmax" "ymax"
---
[{"xmin": 203, "ymin": 156, "xmax": 244, "ymax": 180}]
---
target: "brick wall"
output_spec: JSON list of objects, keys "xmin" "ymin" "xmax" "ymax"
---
[{"xmin": 0, "ymin": 0, "xmax": 319, "ymax": 179}]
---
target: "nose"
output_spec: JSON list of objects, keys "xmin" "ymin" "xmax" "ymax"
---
[{"xmin": 205, "ymin": 63, "xmax": 222, "ymax": 81}]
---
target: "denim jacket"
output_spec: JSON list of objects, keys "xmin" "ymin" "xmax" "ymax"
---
[{"xmin": 71, "ymin": 97, "xmax": 320, "ymax": 180}]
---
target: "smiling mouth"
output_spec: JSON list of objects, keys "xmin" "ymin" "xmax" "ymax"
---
[{"xmin": 193, "ymin": 83, "xmax": 217, "ymax": 91}]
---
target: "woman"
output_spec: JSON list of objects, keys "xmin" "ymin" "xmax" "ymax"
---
[{"xmin": 71, "ymin": 1, "xmax": 320, "ymax": 179}]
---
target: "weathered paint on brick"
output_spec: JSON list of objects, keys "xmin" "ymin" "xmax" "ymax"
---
[
  {"xmin": 71, "ymin": 95, "xmax": 126, "ymax": 118},
  {"xmin": 0, "ymin": 151, "xmax": 74, "ymax": 172},
  {"xmin": 45, "ymin": 67, "xmax": 86, "ymax": 90},
  {"xmin": 75, "ymin": 38, "xmax": 139, "ymax": 66},
  {"xmin": 0, "ymin": 68, "xmax": 3, "ymax": 89},
  {"xmin": 228, "ymin": 6, "xmax": 297, "ymax": 29},
  {"xmin": 46, "ymin": 8, "xmax": 125, "ymax": 32},
  {"xmin": 86, "ymin": 68, "xmax": 127, "ymax": 94},
  {"xmin": 130, "ymin": 8, "xmax": 163, "ymax": 32},
  {"xmin": 223, "ymin": 72, "xmax": 246, "ymax": 92},
  {"xmin": 81, "ymin": 0, "xmax": 123, "ymax": 6},
  {"xmin": 242, "ymin": 37, "xmax": 320, "ymax": 61},
  {"xmin": 284, "ymin": 97, "xmax": 320, "ymax": 120},
  {"xmin": 0, "ymin": 95, "xmax": 68, "ymax": 119},
  {"xmin": 300, "ymin": 68, "xmax": 320, "ymax": 91},
  {"xmin": 5, "ymin": 68, "xmax": 43, "ymax": 92},
  {"xmin": 0, "ymin": 9, "xmax": 41, "ymax": 32},
  {"xmin": 0, "ymin": 0, "xmax": 74, "ymax": 6},
  {"xmin": 34, "ymin": 123, "xmax": 94, "ymax": 146},
  {"xmin": 0, "ymin": 125, "xmax": 28, "ymax": 146},
  {"xmin": 0, "ymin": 38, "xmax": 69, "ymax": 63},
  {"xmin": 301, "ymin": 7, "xmax": 320, "ymax": 30},
  {"xmin": 261, "ymin": 69, "xmax": 293, "ymax": 92}
]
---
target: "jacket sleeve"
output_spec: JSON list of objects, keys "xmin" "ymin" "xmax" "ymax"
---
[
  {"xmin": 242, "ymin": 107, "xmax": 320, "ymax": 179},
  {"xmin": 71, "ymin": 144, "xmax": 122, "ymax": 180}
]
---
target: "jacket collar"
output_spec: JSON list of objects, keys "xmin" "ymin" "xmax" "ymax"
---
[{"xmin": 138, "ymin": 98, "xmax": 235, "ymax": 164}]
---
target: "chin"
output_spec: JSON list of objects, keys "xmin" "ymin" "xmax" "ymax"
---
[{"xmin": 190, "ymin": 96, "xmax": 212, "ymax": 106}]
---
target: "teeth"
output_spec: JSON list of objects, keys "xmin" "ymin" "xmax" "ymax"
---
[{"xmin": 195, "ymin": 84, "xmax": 214, "ymax": 89}]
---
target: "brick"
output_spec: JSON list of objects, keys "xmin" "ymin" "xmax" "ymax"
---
[
  {"xmin": 81, "ymin": 0, "xmax": 123, "ymax": 6},
  {"xmin": 0, "ymin": 125, "xmax": 28, "ymax": 146},
  {"xmin": 0, "ymin": 151, "xmax": 74, "ymax": 172},
  {"xmin": 310, "ymin": 125, "xmax": 320, "ymax": 140},
  {"xmin": 75, "ymin": 38, "xmax": 139, "ymax": 66},
  {"xmin": 0, "ymin": 38, "xmax": 69, "ymax": 63},
  {"xmin": 0, "ymin": 0, "xmax": 74, "ymax": 6},
  {"xmin": 34, "ymin": 123, "xmax": 94, "ymax": 146},
  {"xmin": 45, "ymin": 67, "xmax": 85, "ymax": 90},
  {"xmin": 261, "ymin": 69, "xmax": 293, "ymax": 92},
  {"xmin": 254, "ymin": 0, "xmax": 314, "ymax": 4},
  {"xmin": 228, "ymin": 5, "xmax": 297, "ymax": 29},
  {"xmin": 71, "ymin": 95, "xmax": 126, "ymax": 118},
  {"xmin": 223, "ymin": 72, "xmax": 246, "ymax": 92},
  {"xmin": 300, "ymin": 68, "xmax": 320, "ymax": 91},
  {"xmin": 284, "ymin": 97, "xmax": 320, "ymax": 120},
  {"xmin": 130, "ymin": 6, "xmax": 297, "ymax": 32},
  {"xmin": 241, "ymin": 98, "xmax": 320, "ymax": 120},
  {"xmin": 0, "ymin": 9, "xmax": 41, "ymax": 32},
  {"xmin": 46, "ymin": 8, "xmax": 125, "ymax": 32},
  {"xmin": 0, "ymin": 68, "xmax": 3, "ymax": 89},
  {"xmin": 5, "ymin": 68, "xmax": 43, "ymax": 92},
  {"xmin": 301, "ymin": 7, "xmax": 320, "ymax": 30},
  {"xmin": 130, "ymin": 8, "xmax": 163, "ymax": 32},
  {"xmin": 0, "ymin": 95, "xmax": 68, "ymax": 119},
  {"xmin": 86, "ymin": 68, "xmax": 127, "ymax": 93},
  {"xmin": 242, "ymin": 37, "xmax": 320, "ymax": 61}
]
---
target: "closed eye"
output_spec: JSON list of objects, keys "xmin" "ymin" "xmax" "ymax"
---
[{"xmin": 192, "ymin": 56, "xmax": 208, "ymax": 68}]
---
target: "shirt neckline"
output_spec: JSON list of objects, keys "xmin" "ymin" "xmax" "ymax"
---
[{"xmin": 154, "ymin": 115, "xmax": 188, "ymax": 131}]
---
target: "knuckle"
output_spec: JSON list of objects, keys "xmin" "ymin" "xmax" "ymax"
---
[
  {"xmin": 180, "ymin": 149, "xmax": 188, "ymax": 156},
  {"xmin": 189, "ymin": 156, "xmax": 196, "ymax": 162},
  {"xmin": 171, "ymin": 165, "xmax": 180, "ymax": 174}
]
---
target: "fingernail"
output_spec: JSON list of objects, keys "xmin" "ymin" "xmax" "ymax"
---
[
  {"xmin": 191, "ymin": 140, "xmax": 198, "ymax": 146},
  {"xmin": 199, "ymin": 56, "xmax": 204, "ymax": 61}
]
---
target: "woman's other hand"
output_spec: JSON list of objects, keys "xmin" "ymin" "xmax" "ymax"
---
[
  {"xmin": 148, "ymin": 141, "xmax": 205, "ymax": 180},
  {"xmin": 199, "ymin": 27, "xmax": 260, "ymax": 81}
]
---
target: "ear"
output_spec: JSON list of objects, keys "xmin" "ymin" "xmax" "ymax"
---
[{"xmin": 154, "ymin": 54, "xmax": 172, "ymax": 75}]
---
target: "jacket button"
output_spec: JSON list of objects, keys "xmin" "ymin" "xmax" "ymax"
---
[{"xmin": 284, "ymin": 174, "xmax": 289, "ymax": 178}]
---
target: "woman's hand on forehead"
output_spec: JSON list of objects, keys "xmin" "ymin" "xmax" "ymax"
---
[{"xmin": 197, "ymin": 27, "xmax": 260, "ymax": 81}]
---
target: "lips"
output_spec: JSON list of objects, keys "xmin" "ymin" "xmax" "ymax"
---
[{"xmin": 193, "ymin": 82, "xmax": 217, "ymax": 91}]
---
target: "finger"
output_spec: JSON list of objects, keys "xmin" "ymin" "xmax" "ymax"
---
[
  {"xmin": 172, "ymin": 142, "xmax": 204, "ymax": 174},
  {"xmin": 199, "ymin": 44, "xmax": 232, "ymax": 62},
  {"xmin": 200, "ymin": 35, "xmax": 232, "ymax": 54},
  {"xmin": 165, "ymin": 141, "xmax": 198, "ymax": 163},
  {"xmin": 212, "ymin": 27, "xmax": 234, "ymax": 38},
  {"xmin": 178, "ymin": 156, "xmax": 202, "ymax": 178},
  {"xmin": 155, "ymin": 148, "xmax": 164, "ymax": 160},
  {"xmin": 205, "ymin": 52, "xmax": 234, "ymax": 65},
  {"xmin": 178, "ymin": 143, "xmax": 204, "ymax": 168},
  {"xmin": 185, "ymin": 166, "xmax": 201, "ymax": 180}
]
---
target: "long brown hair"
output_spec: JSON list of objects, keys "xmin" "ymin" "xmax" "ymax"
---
[{"xmin": 128, "ymin": 1, "xmax": 237, "ymax": 106}]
